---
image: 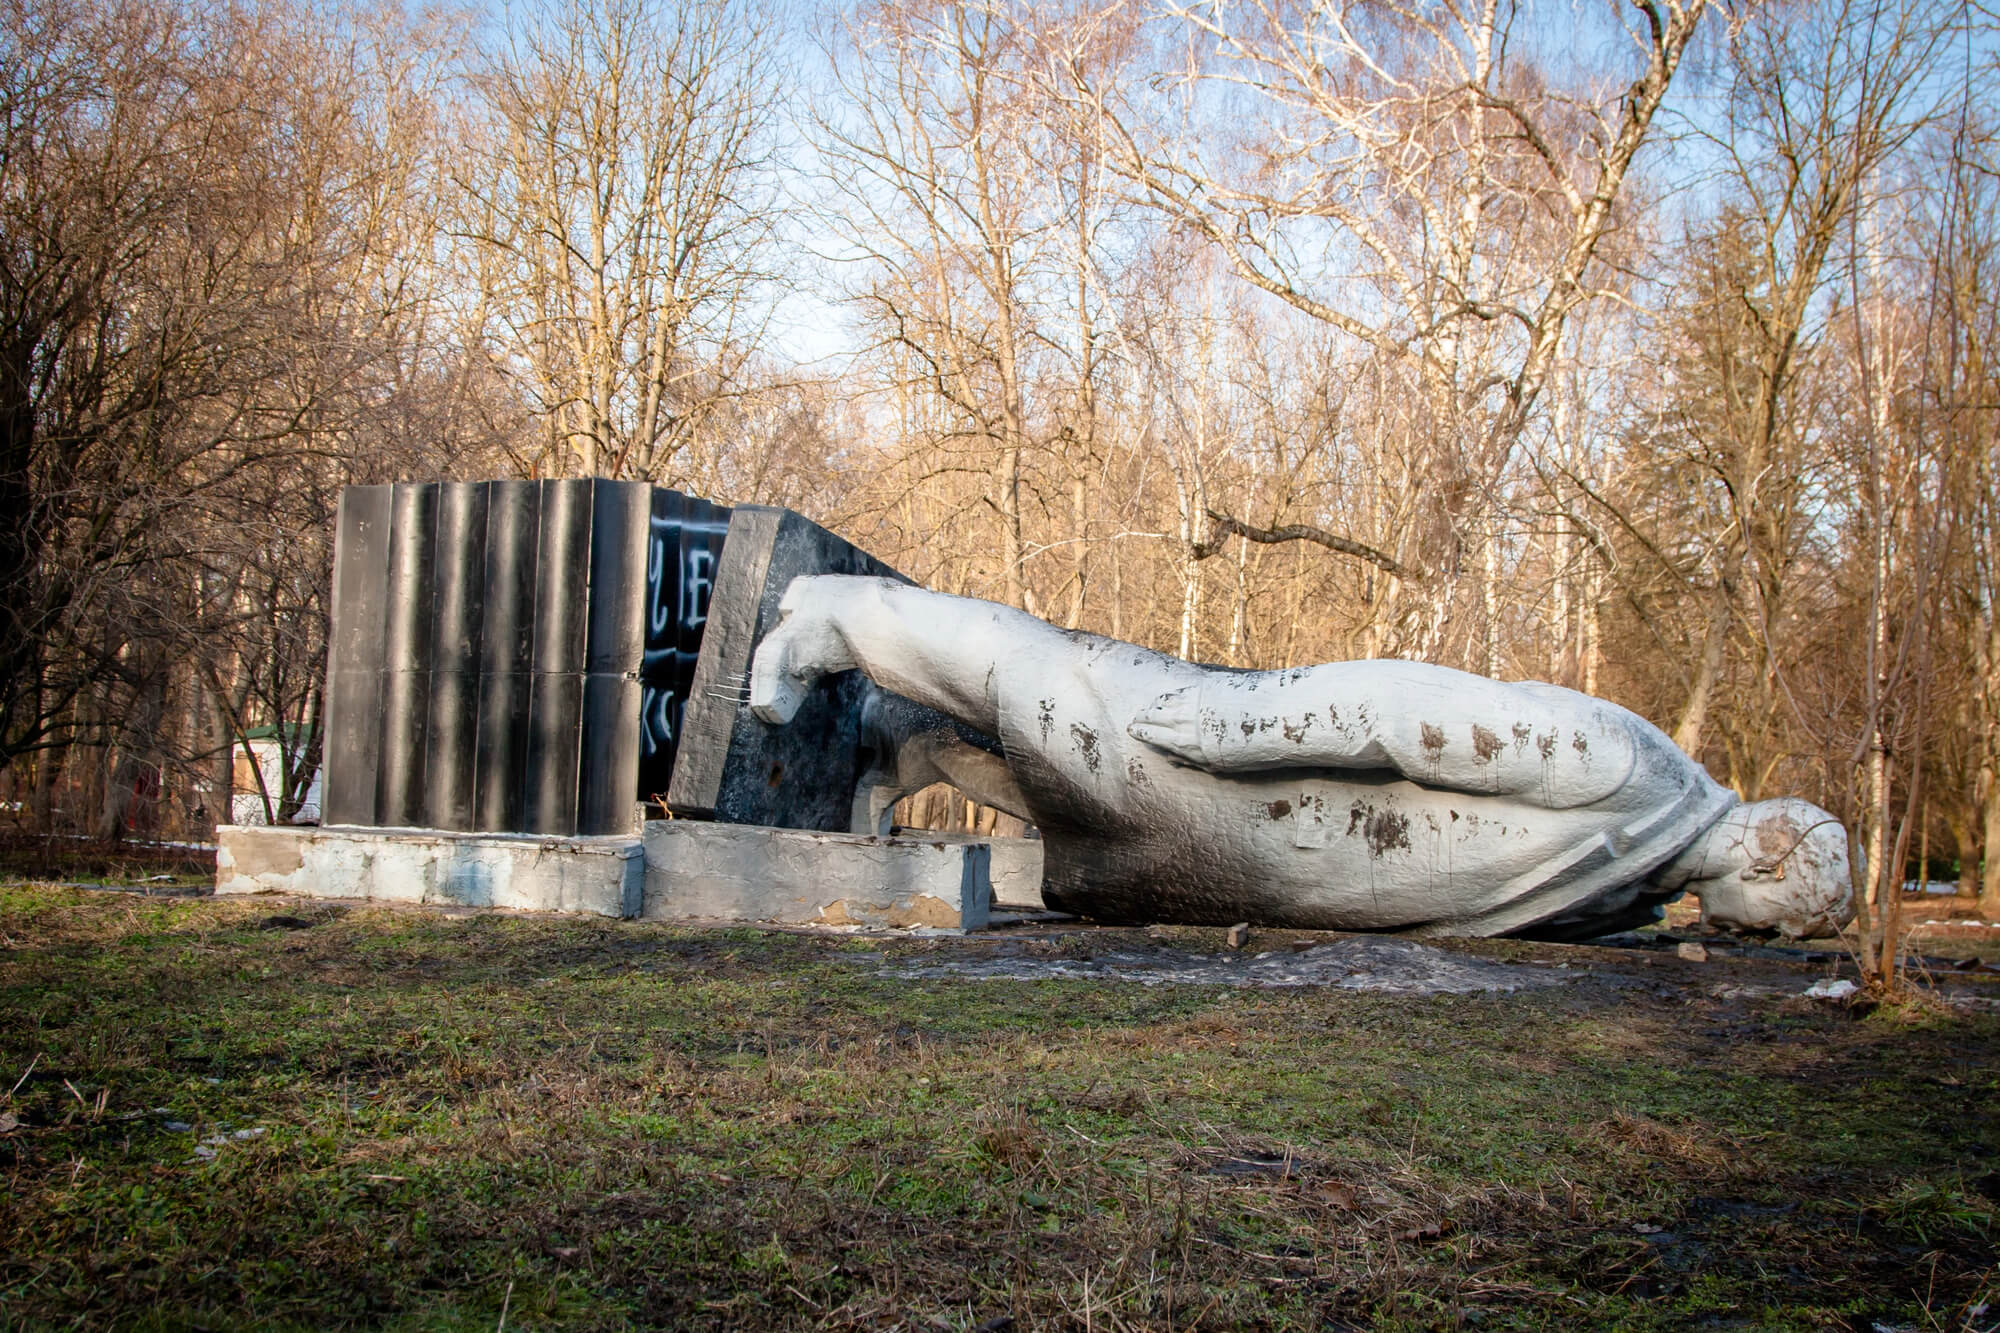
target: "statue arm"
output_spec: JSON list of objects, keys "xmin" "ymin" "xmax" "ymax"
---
[
  {"xmin": 1129, "ymin": 663, "xmax": 1636, "ymax": 806},
  {"xmin": 750, "ymin": 575, "xmax": 1065, "ymax": 738}
]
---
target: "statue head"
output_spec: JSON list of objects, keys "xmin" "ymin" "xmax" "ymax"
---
[{"xmin": 1665, "ymin": 798, "xmax": 1853, "ymax": 939}]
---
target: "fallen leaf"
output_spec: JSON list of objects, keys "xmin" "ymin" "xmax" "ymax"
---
[
  {"xmin": 0, "ymin": 1111, "xmax": 19, "ymax": 1134},
  {"xmin": 1313, "ymin": 1182, "xmax": 1358, "ymax": 1209}
]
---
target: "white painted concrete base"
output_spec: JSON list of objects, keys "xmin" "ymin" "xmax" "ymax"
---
[
  {"xmin": 214, "ymin": 820, "xmax": 999, "ymax": 931},
  {"xmin": 895, "ymin": 831, "xmax": 1045, "ymax": 909},
  {"xmin": 215, "ymin": 824, "xmax": 644, "ymax": 918},
  {"xmin": 643, "ymin": 821, "xmax": 991, "ymax": 930}
]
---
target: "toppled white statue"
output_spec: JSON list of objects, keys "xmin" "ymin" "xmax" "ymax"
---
[{"xmin": 749, "ymin": 576, "xmax": 1854, "ymax": 941}]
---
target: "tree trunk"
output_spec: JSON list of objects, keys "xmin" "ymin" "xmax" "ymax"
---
[
  {"xmin": 1674, "ymin": 580, "xmax": 1732, "ymax": 759},
  {"xmin": 1980, "ymin": 777, "xmax": 2000, "ymax": 919},
  {"xmin": 96, "ymin": 660, "xmax": 169, "ymax": 842}
]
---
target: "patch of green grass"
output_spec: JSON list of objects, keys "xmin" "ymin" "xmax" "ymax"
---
[{"xmin": 1, "ymin": 883, "xmax": 1996, "ymax": 1330}]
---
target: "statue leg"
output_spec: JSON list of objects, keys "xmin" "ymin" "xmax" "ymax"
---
[{"xmin": 849, "ymin": 686, "xmax": 1034, "ymax": 834}]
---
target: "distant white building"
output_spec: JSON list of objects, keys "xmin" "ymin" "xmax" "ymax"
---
[{"xmin": 229, "ymin": 728, "xmax": 321, "ymax": 825}]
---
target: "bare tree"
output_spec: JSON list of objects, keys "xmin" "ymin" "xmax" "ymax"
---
[
  {"xmin": 1050, "ymin": 0, "xmax": 1708, "ymax": 671},
  {"xmin": 455, "ymin": 0, "xmax": 782, "ymax": 482}
]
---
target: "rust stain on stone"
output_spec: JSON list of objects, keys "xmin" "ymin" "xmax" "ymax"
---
[
  {"xmin": 1283, "ymin": 712, "xmax": 1314, "ymax": 743},
  {"xmin": 1070, "ymin": 722, "xmax": 1102, "ymax": 774},
  {"xmin": 1420, "ymin": 722, "xmax": 1446, "ymax": 763},
  {"xmin": 1364, "ymin": 808, "xmax": 1411, "ymax": 857},
  {"xmin": 1267, "ymin": 799, "xmax": 1293, "ymax": 820},
  {"xmin": 1471, "ymin": 724, "xmax": 1503, "ymax": 763}
]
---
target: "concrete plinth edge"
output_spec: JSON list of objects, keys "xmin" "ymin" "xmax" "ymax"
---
[
  {"xmin": 643, "ymin": 821, "xmax": 992, "ymax": 931},
  {"xmin": 890, "ymin": 830, "xmax": 1045, "ymax": 909},
  {"xmin": 216, "ymin": 824, "xmax": 644, "ymax": 918}
]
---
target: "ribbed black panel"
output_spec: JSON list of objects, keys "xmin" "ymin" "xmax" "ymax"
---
[
  {"xmin": 586, "ymin": 481, "xmax": 649, "ymax": 673},
  {"xmin": 481, "ymin": 482, "xmax": 539, "ymax": 674},
  {"xmin": 322, "ymin": 478, "xmax": 718, "ymax": 836},
  {"xmin": 532, "ymin": 480, "xmax": 592, "ymax": 675},
  {"xmin": 424, "ymin": 482, "xmax": 488, "ymax": 831},
  {"xmin": 578, "ymin": 674, "xmax": 642, "ymax": 833},
  {"xmin": 469, "ymin": 482, "xmax": 537, "ymax": 831},
  {"xmin": 375, "ymin": 483, "xmax": 437, "ymax": 826},
  {"xmin": 473, "ymin": 670, "xmax": 530, "ymax": 832},
  {"xmin": 524, "ymin": 672, "xmax": 583, "ymax": 833},
  {"xmin": 522, "ymin": 480, "xmax": 592, "ymax": 832},
  {"xmin": 322, "ymin": 486, "xmax": 393, "ymax": 825},
  {"xmin": 577, "ymin": 481, "xmax": 649, "ymax": 832}
]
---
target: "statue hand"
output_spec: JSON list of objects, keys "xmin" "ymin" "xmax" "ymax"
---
[
  {"xmin": 748, "ymin": 628, "xmax": 812, "ymax": 725},
  {"xmin": 1127, "ymin": 686, "xmax": 1208, "ymax": 767},
  {"xmin": 747, "ymin": 595, "xmax": 829, "ymax": 725}
]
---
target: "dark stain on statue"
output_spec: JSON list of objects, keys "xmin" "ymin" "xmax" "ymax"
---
[
  {"xmin": 1512, "ymin": 721, "xmax": 1532, "ymax": 754},
  {"xmin": 1267, "ymin": 799, "xmax": 1292, "ymax": 820},
  {"xmin": 1346, "ymin": 800, "xmax": 1368, "ymax": 836},
  {"xmin": 1420, "ymin": 722, "xmax": 1446, "ymax": 765},
  {"xmin": 1537, "ymin": 729, "xmax": 1558, "ymax": 762},
  {"xmin": 1471, "ymin": 724, "xmax": 1503, "ymax": 763},
  {"xmin": 1070, "ymin": 722, "xmax": 1102, "ymax": 774},
  {"xmin": 1038, "ymin": 698, "xmax": 1055, "ymax": 744},
  {"xmin": 1126, "ymin": 756, "xmax": 1151, "ymax": 788},
  {"xmin": 1283, "ymin": 712, "xmax": 1314, "ymax": 743},
  {"xmin": 1572, "ymin": 730, "xmax": 1590, "ymax": 761},
  {"xmin": 1365, "ymin": 807, "xmax": 1411, "ymax": 857}
]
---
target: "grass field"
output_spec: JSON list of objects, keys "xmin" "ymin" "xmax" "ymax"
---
[{"xmin": 2, "ymin": 881, "xmax": 1996, "ymax": 1331}]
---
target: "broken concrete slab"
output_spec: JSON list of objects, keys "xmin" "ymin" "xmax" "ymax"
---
[
  {"xmin": 215, "ymin": 824, "xmax": 643, "ymax": 917},
  {"xmin": 642, "ymin": 820, "xmax": 991, "ymax": 931},
  {"xmin": 665, "ymin": 506, "xmax": 996, "ymax": 835}
]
